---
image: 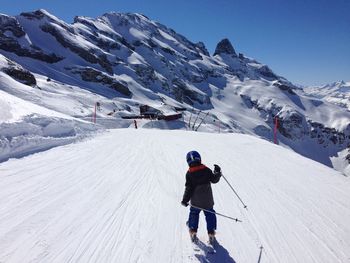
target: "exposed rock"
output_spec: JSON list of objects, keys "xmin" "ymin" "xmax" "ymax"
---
[
  {"xmin": 0, "ymin": 35, "xmax": 63, "ymax": 63},
  {"xmin": 213, "ymin": 38, "xmax": 237, "ymax": 57},
  {"xmin": 2, "ymin": 66, "xmax": 36, "ymax": 86},
  {"xmin": 195, "ymin": 42, "xmax": 209, "ymax": 56},
  {"xmin": 20, "ymin": 10, "xmax": 46, "ymax": 20},
  {"xmin": 346, "ymin": 145, "xmax": 350, "ymax": 164},
  {"xmin": 258, "ymin": 65, "xmax": 278, "ymax": 80},
  {"xmin": 161, "ymin": 47, "xmax": 176, "ymax": 56},
  {"xmin": 132, "ymin": 40, "xmax": 142, "ymax": 47},
  {"xmin": 310, "ymin": 121, "xmax": 348, "ymax": 146},
  {"xmin": 134, "ymin": 64, "xmax": 157, "ymax": 85},
  {"xmin": 78, "ymin": 30, "xmax": 121, "ymax": 52},
  {"xmin": 277, "ymin": 111, "xmax": 307, "ymax": 139},
  {"xmin": 240, "ymin": 94, "xmax": 257, "ymax": 109},
  {"xmin": 0, "ymin": 14, "xmax": 63, "ymax": 63},
  {"xmin": 119, "ymin": 36, "xmax": 135, "ymax": 51},
  {"xmin": 0, "ymin": 15, "xmax": 25, "ymax": 37},
  {"xmin": 184, "ymin": 50, "xmax": 202, "ymax": 61},
  {"xmin": 241, "ymin": 93, "xmax": 350, "ymax": 147},
  {"xmin": 70, "ymin": 67, "xmax": 131, "ymax": 96},
  {"xmin": 0, "ymin": 16, "xmax": 58, "ymax": 63},
  {"xmin": 273, "ymin": 82, "xmax": 296, "ymax": 95},
  {"xmin": 21, "ymin": 10, "xmax": 74, "ymax": 33},
  {"xmin": 147, "ymin": 39, "xmax": 158, "ymax": 48},
  {"xmin": 40, "ymin": 24, "xmax": 113, "ymax": 73},
  {"xmin": 96, "ymin": 39, "xmax": 120, "ymax": 51},
  {"xmin": 172, "ymin": 79, "xmax": 211, "ymax": 105},
  {"xmin": 73, "ymin": 16, "xmax": 99, "ymax": 31},
  {"xmin": 190, "ymin": 73, "xmax": 207, "ymax": 83}
]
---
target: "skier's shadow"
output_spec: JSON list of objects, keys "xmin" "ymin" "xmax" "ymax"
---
[{"xmin": 194, "ymin": 240, "xmax": 237, "ymax": 263}]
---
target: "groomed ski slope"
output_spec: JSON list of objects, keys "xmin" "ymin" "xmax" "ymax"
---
[{"xmin": 0, "ymin": 129, "xmax": 349, "ymax": 263}]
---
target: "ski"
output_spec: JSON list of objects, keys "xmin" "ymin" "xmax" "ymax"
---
[
  {"xmin": 207, "ymin": 236, "xmax": 217, "ymax": 254},
  {"xmin": 189, "ymin": 233, "xmax": 200, "ymax": 251}
]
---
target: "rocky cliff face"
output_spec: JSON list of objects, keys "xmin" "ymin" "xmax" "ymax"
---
[
  {"xmin": 0, "ymin": 9, "xmax": 349, "ymax": 175},
  {"xmin": 0, "ymin": 55, "xmax": 36, "ymax": 86},
  {"xmin": 0, "ymin": 10, "xmax": 291, "ymax": 103},
  {"xmin": 213, "ymin": 38, "xmax": 237, "ymax": 57}
]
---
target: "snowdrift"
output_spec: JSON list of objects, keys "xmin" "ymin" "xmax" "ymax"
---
[{"xmin": 0, "ymin": 89, "xmax": 101, "ymax": 162}]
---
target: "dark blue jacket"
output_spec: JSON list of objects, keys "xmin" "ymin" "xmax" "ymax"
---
[{"xmin": 182, "ymin": 163, "xmax": 221, "ymax": 209}]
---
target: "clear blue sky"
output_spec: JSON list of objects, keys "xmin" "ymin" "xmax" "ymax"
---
[{"xmin": 1, "ymin": 0, "xmax": 349, "ymax": 86}]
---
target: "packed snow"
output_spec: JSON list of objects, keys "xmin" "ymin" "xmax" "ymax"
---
[{"xmin": 0, "ymin": 129, "xmax": 349, "ymax": 263}]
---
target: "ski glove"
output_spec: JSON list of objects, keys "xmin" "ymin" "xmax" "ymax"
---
[
  {"xmin": 181, "ymin": 201, "xmax": 189, "ymax": 207},
  {"xmin": 214, "ymin": 164, "xmax": 221, "ymax": 174}
]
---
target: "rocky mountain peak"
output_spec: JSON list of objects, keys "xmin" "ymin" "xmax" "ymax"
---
[
  {"xmin": 19, "ymin": 9, "xmax": 59, "ymax": 21},
  {"xmin": 195, "ymin": 41, "xmax": 209, "ymax": 56},
  {"xmin": 0, "ymin": 14, "xmax": 25, "ymax": 37},
  {"xmin": 213, "ymin": 38, "xmax": 237, "ymax": 57}
]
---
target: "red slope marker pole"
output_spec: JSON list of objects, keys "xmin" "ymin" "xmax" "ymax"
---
[
  {"xmin": 274, "ymin": 117, "xmax": 278, "ymax": 144},
  {"xmin": 92, "ymin": 103, "xmax": 97, "ymax": 123}
]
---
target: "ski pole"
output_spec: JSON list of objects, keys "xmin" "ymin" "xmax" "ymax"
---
[
  {"xmin": 257, "ymin": 246, "xmax": 264, "ymax": 263},
  {"xmin": 190, "ymin": 204, "xmax": 242, "ymax": 222},
  {"xmin": 222, "ymin": 174, "xmax": 248, "ymax": 209}
]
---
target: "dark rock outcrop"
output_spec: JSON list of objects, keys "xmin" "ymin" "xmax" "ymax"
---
[
  {"xmin": 2, "ymin": 66, "xmax": 36, "ymax": 86},
  {"xmin": 172, "ymin": 79, "xmax": 211, "ymax": 106},
  {"xmin": 346, "ymin": 146, "xmax": 350, "ymax": 164},
  {"xmin": 70, "ymin": 67, "xmax": 131, "ymax": 96},
  {"xmin": 310, "ymin": 122, "xmax": 349, "ymax": 146},
  {"xmin": 0, "ymin": 15, "xmax": 25, "ymax": 37},
  {"xmin": 20, "ymin": 10, "xmax": 46, "ymax": 20},
  {"xmin": 134, "ymin": 64, "xmax": 157, "ymax": 85},
  {"xmin": 213, "ymin": 38, "xmax": 237, "ymax": 57},
  {"xmin": 0, "ymin": 15, "xmax": 63, "ymax": 63},
  {"xmin": 273, "ymin": 82, "xmax": 296, "ymax": 95},
  {"xmin": 40, "ymin": 24, "xmax": 113, "ymax": 73},
  {"xmin": 258, "ymin": 65, "xmax": 278, "ymax": 80},
  {"xmin": 73, "ymin": 16, "xmax": 99, "ymax": 31},
  {"xmin": 277, "ymin": 111, "xmax": 307, "ymax": 139},
  {"xmin": 195, "ymin": 42, "xmax": 209, "ymax": 56},
  {"xmin": 0, "ymin": 35, "xmax": 63, "ymax": 63}
]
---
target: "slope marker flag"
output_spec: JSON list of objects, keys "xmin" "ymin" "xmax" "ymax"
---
[{"xmin": 274, "ymin": 117, "xmax": 279, "ymax": 144}]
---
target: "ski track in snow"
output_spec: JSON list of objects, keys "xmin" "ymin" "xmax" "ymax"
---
[{"xmin": 0, "ymin": 129, "xmax": 349, "ymax": 263}]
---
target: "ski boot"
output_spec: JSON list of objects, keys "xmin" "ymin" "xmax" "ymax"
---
[
  {"xmin": 208, "ymin": 231, "xmax": 216, "ymax": 245},
  {"xmin": 189, "ymin": 229, "xmax": 198, "ymax": 243}
]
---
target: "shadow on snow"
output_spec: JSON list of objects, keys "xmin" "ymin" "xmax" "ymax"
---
[{"xmin": 194, "ymin": 240, "xmax": 236, "ymax": 263}]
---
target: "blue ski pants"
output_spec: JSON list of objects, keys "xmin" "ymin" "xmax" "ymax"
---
[{"xmin": 188, "ymin": 206, "xmax": 217, "ymax": 233}]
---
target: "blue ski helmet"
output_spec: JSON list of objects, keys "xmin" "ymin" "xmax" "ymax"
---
[{"xmin": 186, "ymin": 151, "xmax": 201, "ymax": 165}]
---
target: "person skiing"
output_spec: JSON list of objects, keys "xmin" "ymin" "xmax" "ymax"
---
[{"xmin": 181, "ymin": 150, "xmax": 222, "ymax": 243}]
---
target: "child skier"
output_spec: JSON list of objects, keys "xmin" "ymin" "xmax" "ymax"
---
[{"xmin": 181, "ymin": 150, "xmax": 222, "ymax": 243}]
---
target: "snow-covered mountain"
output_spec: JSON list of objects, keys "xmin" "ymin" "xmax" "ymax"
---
[
  {"xmin": 0, "ymin": 9, "xmax": 350, "ymax": 175},
  {"xmin": 303, "ymin": 81, "xmax": 350, "ymax": 110}
]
